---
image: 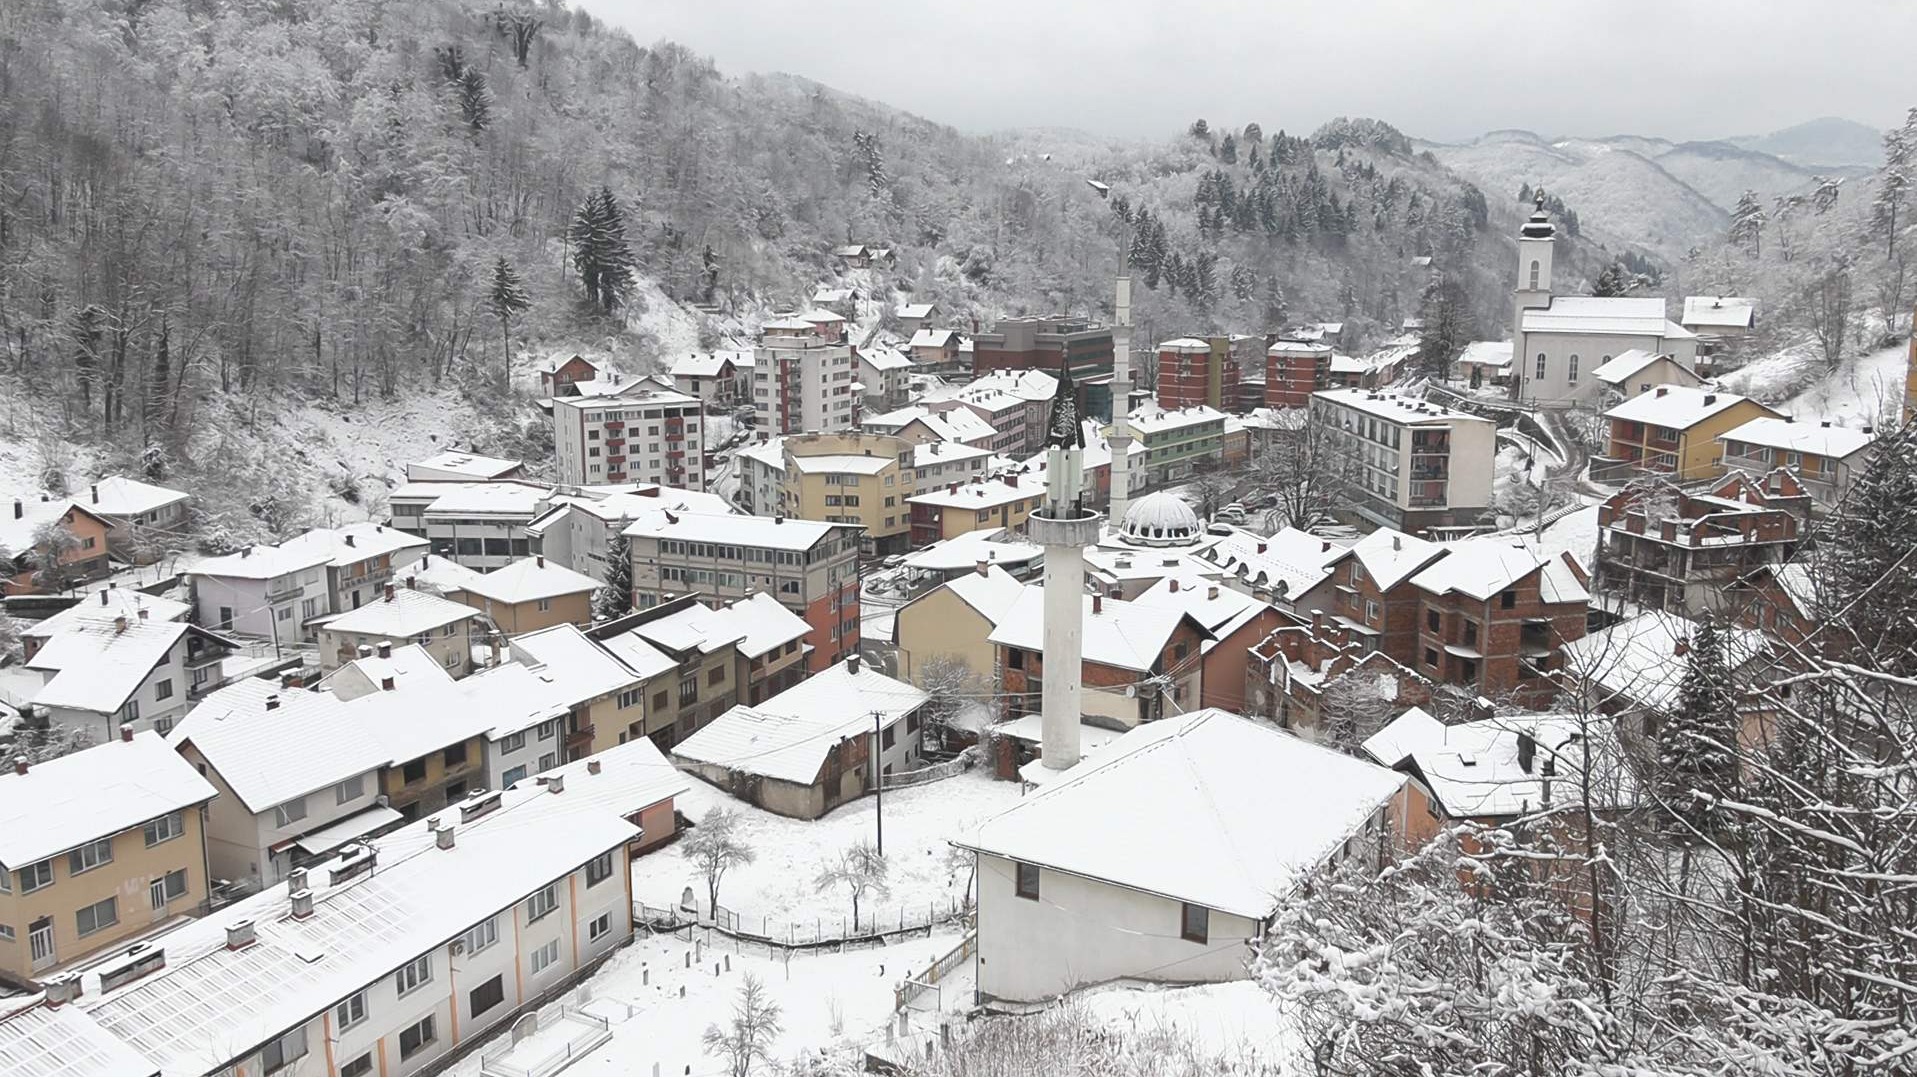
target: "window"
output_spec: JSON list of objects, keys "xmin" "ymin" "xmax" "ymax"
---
[
  {"xmin": 18, "ymin": 861, "xmax": 52, "ymax": 893},
  {"xmin": 617, "ymin": 688, "xmax": 642, "ymax": 710},
  {"xmin": 0, "ymin": 925, "xmax": 12, "ymax": 941},
  {"xmin": 1426, "ymin": 609, "xmax": 1440, "ymax": 632},
  {"xmin": 1535, "ymin": 353, "xmax": 1547, "ymax": 380},
  {"xmin": 1181, "ymin": 902, "xmax": 1210, "ymax": 944},
  {"xmin": 1015, "ymin": 861, "xmax": 1040, "ymax": 900},
  {"xmin": 1424, "ymin": 647, "xmax": 1439, "ymax": 668},
  {"xmin": 589, "ymin": 912, "xmax": 612, "ymax": 941},
  {"xmin": 652, "ymin": 689, "xmax": 669, "ymax": 712},
  {"xmin": 1567, "ymin": 354, "xmax": 1580, "ymax": 383},
  {"xmin": 274, "ymin": 797, "xmax": 307, "ymax": 828},
  {"xmin": 399, "ymin": 1015, "xmax": 436, "ymax": 1060},
  {"xmin": 500, "ymin": 731, "xmax": 527, "ymax": 754},
  {"xmin": 335, "ymin": 991, "xmax": 368, "ymax": 1030},
  {"xmin": 261, "ymin": 1028, "xmax": 308, "ymax": 1075},
  {"xmin": 76, "ymin": 896, "xmax": 118, "ymax": 937},
  {"xmin": 401, "ymin": 759, "xmax": 427, "ymax": 786},
  {"xmin": 441, "ymin": 622, "xmax": 457, "ymax": 637},
  {"xmin": 707, "ymin": 665, "xmax": 724, "ymax": 686},
  {"xmin": 531, "ymin": 939, "xmax": 560, "ymax": 974},
  {"xmin": 1500, "ymin": 590, "xmax": 1517, "ymax": 609},
  {"xmin": 69, "ymin": 838, "xmax": 114, "ymax": 875},
  {"xmin": 470, "ymin": 974, "xmax": 506, "ymax": 1017},
  {"xmin": 463, "ymin": 916, "xmax": 499, "ymax": 955},
  {"xmin": 394, "ymin": 954, "xmax": 433, "ymax": 997},
  {"xmin": 149, "ymin": 869, "xmax": 188, "ymax": 909},
  {"xmin": 526, "ymin": 883, "xmax": 558, "ymax": 923},
  {"xmin": 1463, "ymin": 620, "xmax": 1479, "ymax": 646},
  {"xmin": 536, "ymin": 597, "xmax": 553, "ymax": 612},
  {"xmin": 502, "ymin": 764, "xmax": 528, "ymax": 787},
  {"xmin": 115, "ymin": 700, "xmax": 140, "ymax": 723},
  {"xmin": 154, "ymin": 678, "xmax": 174, "ymax": 701},
  {"xmin": 341, "ymin": 1054, "xmax": 373, "ymax": 1078},
  {"xmin": 277, "ymin": 606, "xmax": 292, "ymax": 621},
  {"xmin": 679, "ymin": 675, "xmax": 698, "ymax": 705},
  {"xmin": 587, "ymin": 852, "xmax": 615, "ymax": 887},
  {"xmin": 1528, "ymin": 259, "xmax": 1540, "ymax": 289},
  {"xmin": 444, "ymin": 742, "xmax": 468, "ymax": 769},
  {"xmin": 145, "ymin": 812, "xmax": 184, "ymax": 846},
  {"xmin": 537, "ymin": 720, "xmax": 557, "ymax": 740},
  {"xmin": 538, "ymin": 752, "xmax": 558, "ymax": 771},
  {"xmin": 1007, "ymin": 648, "xmax": 1025, "ymax": 671}
]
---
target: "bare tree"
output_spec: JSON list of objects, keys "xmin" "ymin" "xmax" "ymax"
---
[
  {"xmin": 700, "ymin": 973, "xmax": 783, "ymax": 1076},
  {"xmin": 915, "ymin": 654, "xmax": 976, "ymax": 752},
  {"xmin": 681, "ymin": 806, "xmax": 755, "ymax": 916},
  {"xmin": 1803, "ymin": 254, "xmax": 1853, "ymax": 369},
  {"xmin": 1257, "ymin": 421, "xmax": 1348, "ymax": 532},
  {"xmin": 815, "ymin": 840, "xmax": 890, "ymax": 931},
  {"xmin": 28, "ymin": 522, "xmax": 82, "ymax": 592}
]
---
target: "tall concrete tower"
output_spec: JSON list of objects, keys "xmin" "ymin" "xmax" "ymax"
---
[
  {"xmin": 1108, "ymin": 275, "xmax": 1136, "ymax": 526},
  {"xmin": 1025, "ymin": 362, "xmax": 1104, "ymax": 774}
]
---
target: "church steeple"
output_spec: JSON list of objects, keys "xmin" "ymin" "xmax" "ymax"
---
[{"xmin": 1515, "ymin": 188, "xmax": 1556, "ymax": 312}]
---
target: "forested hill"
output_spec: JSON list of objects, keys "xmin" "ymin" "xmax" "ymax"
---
[{"xmin": 0, "ymin": 0, "xmax": 1625, "ymax": 536}]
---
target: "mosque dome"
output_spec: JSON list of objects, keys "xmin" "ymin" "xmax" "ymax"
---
[{"xmin": 1119, "ymin": 491, "xmax": 1203, "ymax": 547}]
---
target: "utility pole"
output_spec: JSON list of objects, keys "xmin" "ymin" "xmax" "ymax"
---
[{"xmin": 873, "ymin": 709, "xmax": 884, "ymax": 856}]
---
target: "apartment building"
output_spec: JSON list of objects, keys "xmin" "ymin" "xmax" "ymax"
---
[
  {"xmin": 1309, "ymin": 388, "xmax": 1499, "ymax": 534},
  {"xmin": 754, "ymin": 323, "xmax": 858, "ymax": 435},
  {"xmin": 1155, "ymin": 337, "xmax": 1239, "ymax": 412},
  {"xmin": 928, "ymin": 386, "xmax": 1027, "ymax": 457},
  {"xmin": 772, "ymin": 432, "xmax": 916, "ymax": 555},
  {"xmin": 585, "ymin": 605, "xmax": 742, "ymax": 751},
  {"xmin": 26, "ymin": 615, "xmax": 239, "ymax": 739},
  {"xmin": 908, "ymin": 438, "xmax": 995, "ymax": 494},
  {"xmin": 856, "ymin": 346, "xmax": 915, "ymax": 412},
  {"xmin": 1604, "ymin": 386, "xmax": 1781, "ymax": 479},
  {"xmin": 1123, "ymin": 403, "xmax": 1230, "ymax": 489},
  {"xmin": 969, "ymin": 316, "xmax": 1114, "ymax": 380},
  {"xmin": 552, "ymin": 388, "xmax": 706, "ymax": 490},
  {"xmin": 523, "ymin": 486, "xmax": 734, "ymax": 582},
  {"xmin": 1718, "ymin": 417, "xmax": 1874, "ymax": 509},
  {"xmin": 1593, "ymin": 472, "xmax": 1805, "ymax": 617},
  {"xmin": 1408, "ymin": 538, "xmax": 1592, "ymax": 708},
  {"xmin": 0, "ymin": 741, "xmax": 686, "ymax": 1078},
  {"xmin": 416, "ymin": 482, "xmax": 553, "ymax": 570},
  {"xmin": 316, "ymin": 585, "xmax": 481, "ymax": 676},
  {"xmin": 863, "ymin": 403, "xmax": 998, "ymax": 449},
  {"xmin": 0, "ymin": 730, "xmax": 215, "ymax": 986},
  {"xmin": 1265, "ymin": 341, "xmax": 1331, "ymax": 408},
  {"xmin": 908, "ymin": 472, "xmax": 1048, "ymax": 546},
  {"xmin": 605, "ymin": 592, "xmax": 810, "ymax": 707},
  {"xmin": 624, "ymin": 512, "xmax": 862, "ymax": 671},
  {"xmin": 459, "ymin": 555, "xmax": 599, "ymax": 634}
]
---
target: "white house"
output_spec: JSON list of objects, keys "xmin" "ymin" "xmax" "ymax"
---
[
  {"xmin": 1507, "ymin": 200, "xmax": 1698, "ymax": 407},
  {"xmin": 74, "ymin": 475, "xmax": 191, "ymax": 562},
  {"xmin": 315, "ymin": 586, "xmax": 481, "ymax": 676},
  {"xmin": 0, "ymin": 738, "xmax": 686, "ymax": 1078},
  {"xmin": 956, "ymin": 709, "xmax": 1409, "ymax": 1003},
  {"xmin": 27, "ymin": 616, "xmax": 240, "ymax": 739},
  {"xmin": 1681, "ymin": 295, "xmax": 1757, "ymax": 338},
  {"xmin": 405, "ymin": 451, "xmax": 526, "ymax": 482},
  {"xmin": 667, "ymin": 350, "xmax": 751, "ymax": 409},
  {"xmin": 19, "ymin": 587, "xmax": 189, "ymax": 662},
  {"xmin": 278, "ymin": 522, "xmax": 430, "ymax": 614},
  {"xmin": 894, "ymin": 301, "xmax": 938, "ymax": 335},
  {"xmin": 1588, "ymin": 348, "xmax": 1703, "ymax": 401},
  {"xmin": 187, "ymin": 543, "xmax": 336, "ymax": 650}
]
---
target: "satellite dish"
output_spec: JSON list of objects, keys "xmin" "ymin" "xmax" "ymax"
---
[{"xmin": 1124, "ymin": 685, "xmax": 1137, "ymax": 699}]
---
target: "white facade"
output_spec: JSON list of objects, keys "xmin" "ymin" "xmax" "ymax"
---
[
  {"xmin": 754, "ymin": 331, "xmax": 857, "ymax": 435},
  {"xmin": 1310, "ymin": 389, "xmax": 1498, "ymax": 531},
  {"xmin": 190, "ymin": 556, "xmax": 332, "ymax": 650},
  {"xmin": 551, "ymin": 391, "xmax": 705, "ymax": 490}
]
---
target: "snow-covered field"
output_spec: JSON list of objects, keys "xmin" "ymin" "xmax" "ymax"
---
[
  {"xmin": 1716, "ymin": 342, "xmax": 1908, "ymax": 428},
  {"xmin": 635, "ymin": 770, "xmax": 1024, "ymax": 934}
]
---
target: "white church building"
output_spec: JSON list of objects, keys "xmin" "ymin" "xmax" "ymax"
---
[{"xmin": 1506, "ymin": 198, "xmax": 1698, "ymax": 407}]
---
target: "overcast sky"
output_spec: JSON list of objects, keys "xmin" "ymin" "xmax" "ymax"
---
[{"xmin": 577, "ymin": 0, "xmax": 1910, "ymax": 144}]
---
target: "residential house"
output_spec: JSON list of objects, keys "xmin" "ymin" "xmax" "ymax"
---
[
  {"xmin": 278, "ymin": 522, "xmax": 431, "ymax": 614},
  {"xmin": 957, "ymin": 710, "xmax": 1409, "ymax": 1003},
  {"xmin": 1187, "ymin": 525, "xmax": 1345, "ymax": 611},
  {"xmin": 894, "ymin": 527, "xmax": 1044, "ymax": 586},
  {"xmin": 1603, "ymin": 385, "xmax": 1782, "ymax": 479},
  {"xmin": 187, "ymin": 542, "xmax": 335, "ymax": 651},
  {"xmin": 19, "ymin": 587, "xmax": 188, "ymax": 663},
  {"xmin": 607, "ymin": 592, "xmax": 809, "ymax": 707},
  {"xmin": 1133, "ymin": 574, "xmax": 1285, "ymax": 714},
  {"xmin": 1310, "ymin": 388, "xmax": 1499, "ymax": 534},
  {"xmin": 315, "ymin": 585, "xmax": 481, "ymax": 676},
  {"xmin": 507, "ymin": 623, "xmax": 664, "ymax": 761},
  {"xmin": 416, "ymin": 482, "xmax": 553, "ymax": 569},
  {"xmin": 623, "ymin": 511, "xmax": 862, "ymax": 671},
  {"xmin": 26, "ymin": 615, "xmax": 239, "ymax": 739},
  {"xmin": 1120, "ymin": 403, "xmax": 1228, "ymax": 489},
  {"xmin": 1246, "ymin": 613, "xmax": 1434, "ymax": 738},
  {"xmin": 776, "ymin": 432, "xmax": 916, "ymax": 555},
  {"xmin": 1312, "ymin": 527, "xmax": 1449, "ymax": 659},
  {"xmin": 863, "ymin": 403, "xmax": 998, "ymax": 450},
  {"xmin": 0, "ymin": 730, "xmax": 215, "ymax": 985},
  {"xmin": 893, "ymin": 563, "xmax": 1025, "ymax": 687},
  {"xmin": 523, "ymin": 486, "xmax": 735, "ymax": 582},
  {"xmin": 584, "ymin": 603, "xmax": 742, "ymax": 752},
  {"xmin": 0, "ymin": 739, "xmax": 685, "ymax": 1077},
  {"xmin": 405, "ymin": 452, "xmax": 526, "ymax": 482},
  {"xmin": 908, "ymin": 472, "xmax": 1047, "ymax": 546},
  {"xmin": 535, "ymin": 351, "xmax": 610, "ymax": 397},
  {"xmin": 990, "ymin": 588, "xmax": 1212, "ymax": 727},
  {"xmin": 907, "ymin": 328, "xmax": 964, "ymax": 370},
  {"xmin": 1454, "ymin": 341, "xmax": 1513, "ymax": 389},
  {"xmin": 1680, "ymin": 295, "xmax": 1757, "ymax": 339},
  {"xmin": 801, "ymin": 308, "xmax": 847, "ymax": 343},
  {"xmin": 1593, "ymin": 472, "xmax": 1804, "ymax": 616},
  {"xmin": 319, "ymin": 641, "xmax": 455, "ymax": 702},
  {"xmin": 1718, "ymin": 417, "xmax": 1874, "ymax": 509},
  {"xmin": 1408, "ymin": 538, "xmax": 1592, "ymax": 707},
  {"xmin": 1563, "ymin": 610, "xmax": 1774, "ymax": 750},
  {"xmin": 73, "ymin": 476, "xmax": 191, "ymax": 563},
  {"xmin": 0, "ymin": 499, "xmax": 113, "ymax": 596},
  {"xmin": 667, "ymin": 350, "xmax": 751, "ymax": 410},
  {"xmin": 855, "ymin": 347, "xmax": 915, "ymax": 413},
  {"xmin": 812, "ymin": 287, "xmax": 859, "ymax": 319},
  {"xmin": 672, "ymin": 655, "xmax": 929, "ymax": 819},
  {"xmin": 387, "ymin": 478, "xmax": 545, "ymax": 536},
  {"xmin": 894, "ymin": 302, "xmax": 938, "ymax": 336},
  {"xmin": 461, "ymin": 555, "xmax": 599, "ymax": 634},
  {"xmin": 1588, "ymin": 349, "xmax": 1702, "ymax": 402}
]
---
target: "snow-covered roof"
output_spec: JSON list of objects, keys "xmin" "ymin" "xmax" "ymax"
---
[
  {"xmin": 788, "ymin": 453, "xmax": 895, "ymax": 476},
  {"xmin": 0, "ymin": 731, "xmax": 215, "ymax": 868},
  {"xmin": 564, "ymin": 487, "xmax": 735, "ymax": 524},
  {"xmin": 1588, "ymin": 348, "xmax": 1685, "ymax": 386},
  {"xmin": 417, "ymin": 482, "xmax": 552, "ymax": 519},
  {"xmin": 28, "ymin": 620, "xmax": 210, "ymax": 715},
  {"xmin": 935, "ymin": 564, "xmax": 1027, "ymax": 623},
  {"xmin": 1604, "ymin": 385, "xmax": 1773, "ymax": 430},
  {"xmin": 169, "ymin": 681, "xmax": 391, "ymax": 811},
  {"xmin": 960, "ymin": 710, "xmax": 1407, "ymax": 917},
  {"xmin": 393, "ymin": 552, "xmax": 487, "ymax": 596},
  {"xmin": 407, "ymin": 450, "xmax": 522, "ymax": 480},
  {"xmin": 1135, "ymin": 575, "xmax": 1270, "ymax": 639},
  {"xmin": 762, "ymin": 316, "xmax": 817, "ymax": 333},
  {"xmin": 831, "ymin": 244, "xmax": 867, "ymax": 257},
  {"xmin": 1191, "ymin": 527, "xmax": 1344, "ymax": 599},
  {"xmin": 0, "ymin": 499, "xmax": 102, "ymax": 565},
  {"xmin": 1681, "ymin": 295, "xmax": 1756, "ymax": 329},
  {"xmin": 988, "ymin": 714, "xmax": 1125, "ymax": 756},
  {"xmin": 707, "ymin": 593, "xmax": 812, "ymax": 657},
  {"xmin": 1364, "ymin": 708, "xmax": 1636, "ymax": 819},
  {"xmin": 910, "ymin": 439, "xmax": 993, "ymax": 469},
  {"xmin": 1124, "ymin": 402, "xmax": 1226, "ymax": 435},
  {"xmin": 509, "ymin": 623, "xmax": 649, "ymax": 700},
  {"xmin": 320, "ymin": 587, "xmax": 478, "ymax": 638},
  {"xmin": 190, "ymin": 540, "xmax": 334, "ymax": 581},
  {"xmin": 1157, "ymin": 336, "xmax": 1213, "ymax": 352},
  {"xmin": 895, "ymin": 303, "xmax": 935, "ymax": 319},
  {"xmin": 1456, "ymin": 340, "xmax": 1514, "ymax": 369},
  {"xmin": 1720, "ymin": 417, "xmax": 1874, "ymax": 460},
  {"xmin": 24, "ymin": 589, "xmax": 189, "ymax": 641},
  {"xmin": 909, "ymin": 329, "xmax": 959, "ymax": 349},
  {"xmin": 51, "ymin": 738, "xmax": 682, "ymax": 1077},
  {"xmin": 623, "ymin": 510, "xmax": 853, "ymax": 551},
  {"xmin": 1412, "ymin": 538, "xmax": 1589, "ymax": 604},
  {"xmin": 858, "ymin": 347, "xmax": 914, "ymax": 372},
  {"xmin": 1564, "ymin": 611, "xmax": 1769, "ymax": 713},
  {"xmin": 1116, "ymin": 490, "xmax": 1203, "ymax": 546},
  {"xmin": 0, "ymin": 1002, "xmax": 157, "ymax": 1077},
  {"xmin": 1268, "ymin": 340, "xmax": 1332, "ymax": 357},
  {"xmin": 76, "ymin": 475, "xmax": 190, "ymax": 518},
  {"xmin": 1313, "ymin": 388, "xmax": 1493, "ymax": 427},
  {"xmin": 536, "ymin": 351, "xmax": 606, "ymax": 375},
  {"xmin": 907, "ymin": 473, "xmax": 1045, "ymax": 510},
  {"xmin": 279, "ymin": 522, "xmax": 428, "ymax": 569},
  {"xmin": 898, "ymin": 527, "xmax": 1044, "ymax": 572},
  {"xmin": 594, "ymin": 629, "xmax": 678, "ymax": 681},
  {"xmin": 464, "ymin": 555, "xmax": 600, "ymax": 605},
  {"xmin": 1521, "ymin": 295, "xmax": 1671, "ymax": 336},
  {"xmin": 1329, "ymin": 528, "xmax": 1447, "ymax": 592},
  {"xmin": 988, "ymin": 587, "xmax": 1208, "ymax": 672},
  {"xmin": 812, "ymin": 287, "xmax": 855, "ymax": 303},
  {"xmin": 673, "ymin": 661, "xmax": 927, "ymax": 784},
  {"xmin": 667, "ymin": 350, "xmax": 749, "ymax": 378},
  {"xmin": 737, "ymin": 437, "xmax": 787, "ymax": 473},
  {"xmin": 318, "ymin": 642, "xmax": 455, "ymax": 701},
  {"xmin": 800, "ymin": 307, "xmax": 845, "ymax": 324}
]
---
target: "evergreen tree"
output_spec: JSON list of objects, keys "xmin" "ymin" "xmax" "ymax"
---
[
  {"xmin": 1415, "ymin": 273, "xmax": 1470, "ymax": 379},
  {"xmin": 1593, "ymin": 263, "xmax": 1629, "ymax": 297},
  {"xmin": 1187, "ymin": 118, "xmax": 1211, "ymax": 143},
  {"xmin": 1242, "ymin": 121, "xmax": 1262, "ymax": 145},
  {"xmin": 568, "ymin": 187, "xmax": 638, "ymax": 313},
  {"xmin": 593, "ymin": 531, "xmax": 634, "ymax": 622},
  {"xmin": 1218, "ymin": 132, "xmax": 1237, "ymax": 164},
  {"xmin": 1263, "ymin": 277, "xmax": 1289, "ymax": 328},
  {"xmin": 485, "ymin": 256, "xmax": 531, "ymax": 390},
  {"xmin": 1192, "ymin": 251, "xmax": 1218, "ymax": 309},
  {"xmin": 456, "ymin": 67, "xmax": 492, "ymax": 132},
  {"xmin": 1729, "ymin": 190, "xmax": 1767, "ymax": 257},
  {"xmin": 1658, "ymin": 619, "xmax": 1741, "ymax": 838},
  {"xmin": 1517, "ymin": 181, "xmax": 1533, "ymax": 203},
  {"xmin": 1819, "ymin": 418, "xmax": 1917, "ymax": 672}
]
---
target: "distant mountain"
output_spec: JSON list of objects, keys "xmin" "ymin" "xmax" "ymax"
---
[{"xmin": 1727, "ymin": 117, "xmax": 1884, "ymax": 169}]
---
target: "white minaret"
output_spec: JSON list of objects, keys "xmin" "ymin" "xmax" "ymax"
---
[
  {"xmin": 1107, "ymin": 275, "xmax": 1135, "ymax": 525},
  {"xmin": 1026, "ymin": 363, "xmax": 1104, "ymax": 774}
]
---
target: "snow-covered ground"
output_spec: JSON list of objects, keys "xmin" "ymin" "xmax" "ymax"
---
[
  {"xmin": 445, "ymin": 929, "xmax": 966, "ymax": 1077},
  {"xmin": 1716, "ymin": 342, "xmax": 1908, "ymax": 428},
  {"xmin": 636, "ymin": 770, "xmax": 1023, "ymax": 935},
  {"xmin": 1072, "ymin": 979, "xmax": 1300, "ymax": 1072}
]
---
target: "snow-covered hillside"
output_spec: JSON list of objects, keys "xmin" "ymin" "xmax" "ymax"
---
[{"xmin": 1717, "ymin": 342, "xmax": 1910, "ymax": 428}]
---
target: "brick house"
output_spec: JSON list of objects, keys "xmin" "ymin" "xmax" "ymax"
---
[
  {"xmin": 1133, "ymin": 575, "xmax": 1285, "ymax": 715},
  {"xmin": 1245, "ymin": 611, "xmax": 1434, "ymax": 739},
  {"xmin": 989, "ymin": 588, "xmax": 1212, "ymax": 728},
  {"xmin": 1593, "ymin": 472, "xmax": 1805, "ymax": 618},
  {"xmin": 1408, "ymin": 539, "xmax": 1591, "ymax": 708}
]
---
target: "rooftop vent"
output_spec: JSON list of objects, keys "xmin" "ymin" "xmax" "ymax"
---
[
  {"xmin": 290, "ymin": 888, "xmax": 315, "ymax": 919},
  {"xmin": 226, "ymin": 918, "xmax": 257, "ymax": 950}
]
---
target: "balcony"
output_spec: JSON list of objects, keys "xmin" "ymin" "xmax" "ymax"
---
[
  {"xmin": 604, "ymin": 420, "xmax": 625, "ymax": 430},
  {"xmin": 565, "ymin": 725, "xmax": 596, "ymax": 750}
]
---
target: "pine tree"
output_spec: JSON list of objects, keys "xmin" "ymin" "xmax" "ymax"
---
[
  {"xmin": 456, "ymin": 67, "xmax": 491, "ymax": 132},
  {"xmin": 1415, "ymin": 273, "xmax": 1470, "ymax": 379},
  {"xmin": 593, "ymin": 531, "xmax": 634, "ymax": 622},
  {"xmin": 1192, "ymin": 251, "xmax": 1218, "ymax": 309},
  {"xmin": 1218, "ymin": 132, "xmax": 1237, "ymax": 164},
  {"xmin": 1593, "ymin": 263, "xmax": 1628, "ymax": 297},
  {"xmin": 1819, "ymin": 417, "xmax": 1917, "ymax": 672},
  {"xmin": 485, "ymin": 256, "xmax": 530, "ymax": 391},
  {"xmin": 1263, "ymin": 277, "xmax": 1289, "ymax": 328},
  {"xmin": 568, "ymin": 187, "xmax": 637, "ymax": 314},
  {"xmin": 1658, "ymin": 619, "xmax": 1741, "ymax": 839},
  {"xmin": 1729, "ymin": 190, "xmax": 1767, "ymax": 257},
  {"xmin": 1517, "ymin": 181, "xmax": 1533, "ymax": 203}
]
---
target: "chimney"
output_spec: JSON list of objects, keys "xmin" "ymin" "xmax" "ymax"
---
[
  {"xmin": 1256, "ymin": 541, "xmax": 1267, "ymax": 554},
  {"xmin": 1392, "ymin": 535, "xmax": 1402, "ymax": 551},
  {"xmin": 288, "ymin": 867, "xmax": 309, "ymax": 893},
  {"xmin": 1674, "ymin": 636, "xmax": 1691, "ymax": 657},
  {"xmin": 1001, "ymin": 473, "xmax": 1015, "ymax": 488},
  {"xmin": 537, "ymin": 555, "xmax": 546, "ymax": 568},
  {"xmin": 1169, "ymin": 579, "xmax": 1180, "ymax": 592},
  {"xmin": 12, "ymin": 757, "xmax": 26, "ymax": 776},
  {"xmin": 43, "ymin": 973, "xmax": 78, "ymax": 1007},
  {"xmin": 547, "ymin": 774, "xmax": 565, "ymax": 795},
  {"xmin": 489, "ymin": 635, "xmax": 502, "ymax": 667},
  {"xmin": 774, "ymin": 512, "xmax": 784, "ymax": 524},
  {"xmin": 436, "ymin": 825, "xmax": 456, "ymax": 850},
  {"xmin": 1516, "ymin": 730, "xmax": 1536, "ymax": 773},
  {"xmin": 99, "ymin": 590, "xmax": 109, "ymax": 606},
  {"xmin": 1321, "ymin": 541, "xmax": 1331, "ymax": 553},
  {"xmin": 289, "ymin": 888, "xmax": 315, "ymax": 919},
  {"xmin": 381, "ymin": 677, "xmax": 395, "ymax": 692},
  {"xmin": 1703, "ymin": 393, "xmax": 1717, "ymax": 406},
  {"xmin": 847, "ymin": 654, "xmax": 861, "ymax": 675},
  {"xmin": 10, "ymin": 500, "xmax": 17, "ymax": 519},
  {"xmin": 1092, "ymin": 593, "xmax": 1103, "ymax": 614},
  {"xmin": 226, "ymin": 918, "xmax": 257, "ymax": 950},
  {"xmin": 377, "ymin": 641, "xmax": 392, "ymax": 659},
  {"xmin": 949, "ymin": 481, "xmax": 958, "ymax": 494},
  {"xmin": 265, "ymin": 695, "xmax": 281, "ymax": 711},
  {"xmin": 1207, "ymin": 585, "xmax": 1220, "ymax": 600},
  {"xmin": 384, "ymin": 584, "xmax": 395, "ymax": 602},
  {"xmin": 137, "ymin": 607, "xmax": 148, "ymax": 621},
  {"xmin": 344, "ymin": 534, "xmax": 355, "ymax": 548},
  {"xmin": 120, "ymin": 724, "xmax": 133, "ymax": 743},
  {"xmin": 90, "ymin": 484, "xmax": 98, "ymax": 503},
  {"xmin": 1311, "ymin": 608, "xmax": 1325, "ymax": 637},
  {"xmin": 975, "ymin": 560, "xmax": 989, "ymax": 577},
  {"xmin": 240, "ymin": 547, "xmax": 250, "ymax": 558},
  {"xmin": 406, "ymin": 574, "xmax": 418, "ymax": 589},
  {"xmin": 588, "ymin": 759, "xmax": 602, "ymax": 775},
  {"xmin": 1655, "ymin": 386, "xmax": 1669, "ymax": 397},
  {"xmin": 114, "ymin": 615, "xmax": 127, "ymax": 634}
]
